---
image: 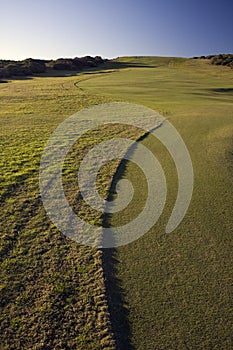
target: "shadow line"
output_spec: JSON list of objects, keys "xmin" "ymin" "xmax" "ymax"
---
[{"xmin": 101, "ymin": 123, "xmax": 164, "ymax": 349}]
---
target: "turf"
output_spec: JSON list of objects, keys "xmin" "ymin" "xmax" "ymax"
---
[
  {"xmin": 0, "ymin": 76, "xmax": 120, "ymax": 349},
  {"xmin": 0, "ymin": 57, "xmax": 232, "ymax": 349},
  {"xmin": 80, "ymin": 57, "xmax": 233, "ymax": 349}
]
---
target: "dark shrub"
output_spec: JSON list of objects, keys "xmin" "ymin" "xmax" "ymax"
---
[
  {"xmin": 0, "ymin": 67, "xmax": 10, "ymax": 78},
  {"xmin": 23, "ymin": 59, "xmax": 46, "ymax": 73},
  {"xmin": 53, "ymin": 61, "xmax": 75, "ymax": 70},
  {"xmin": 73, "ymin": 57, "xmax": 82, "ymax": 68},
  {"xmin": 210, "ymin": 54, "xmax": 233, "ymax": 67},
  {"xmin": 5, "ymin": 64, "xmax": 31, "ymax": 76}
]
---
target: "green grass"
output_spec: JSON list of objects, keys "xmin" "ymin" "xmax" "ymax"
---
[
  {"xmin": 0, "ymin": 57, "xmax": 232, "ymax": 349},
  {"xmin": 81, "ymin": 57, "xmax": 233, "ymax": 349},
  {"xmin": 0, "ymin": 76, "xmax": 119, "ymax": 349}
]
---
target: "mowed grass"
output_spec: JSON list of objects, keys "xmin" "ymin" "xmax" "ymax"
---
[
  {"xmin": 0, "ymin": 57, "xmax": 232, "ymax": 350},
  {"xmin": 80, "ymin": 57, "xmax": 233, "ymax": 349}
]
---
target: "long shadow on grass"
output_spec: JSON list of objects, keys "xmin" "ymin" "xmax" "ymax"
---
[
  {"xmin": 101, "ymin": 157, "xmax": 134, "ymax": 350},
  {"xmin": 101, "ymin": 126, "xmax": 162, "ymax": 349},
  {"xmin": 101, "ymin": 158, "xmax": 135, "ymax": 350},
  {"xmin": 106, "ymin": 60, "xmax": 157, "ymax": 69}
]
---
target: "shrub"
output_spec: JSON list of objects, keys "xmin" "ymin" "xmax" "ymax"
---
[
  {"xmin": 0, "ymin": 56, "xmax": 107, "ymax": 78},
  {"xmin": 23, "ymin": 59, "xmax": 46, "ymax": 73}
]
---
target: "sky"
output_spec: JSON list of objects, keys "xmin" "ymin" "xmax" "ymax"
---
[{"xmin": 1, "ymin": 0, "xmax": 233, "ymax": 60}]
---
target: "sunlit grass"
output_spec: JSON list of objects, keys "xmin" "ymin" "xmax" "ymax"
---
[
  {"xmin": 82, "ymin": 57, "xmax": 233, "ymax": 349},
  {"xmin": 0, "ymin": 75, "xmax": 119, "ymax": 349}
]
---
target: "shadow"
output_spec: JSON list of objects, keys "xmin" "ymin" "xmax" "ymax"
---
[
  {"xmin": 104, "ymin": 60, "xmax": 157, "ymax": 70},
  {"xmin": 101, "ymin": 150, "xmax": 136, "ymax": 349},
  {"xmin": 2, "ymin": 75, "xmax": 34, "ymax": 81},
  {"xmin": 101, "ymin": 248, "xmax": 135, "ymax": 350},
  {"xmin": 211, "ymin": 88, "xmax": 233, "ymax": 93},
  {"xmin": 101, "ymin": 125, "xmax": 163, "ymax": 349},
  {"xmin": 35, "ymin": 68, "xmax": 82, "ymax": 78}
]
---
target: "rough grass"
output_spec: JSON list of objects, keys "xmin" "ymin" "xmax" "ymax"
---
[
  {"xmin": 0, "ymin": 57, "xmax": 232, "ymax": 349},
  {"xmin": 0, "ymin": 76, "xmax": 125, "ymax": 349}
]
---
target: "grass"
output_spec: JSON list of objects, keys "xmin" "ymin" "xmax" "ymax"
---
[
  {"xmin": 0, "ymin": 76, "xmax": 119, "ymax": 349},
  {"xmin": 0, "ymin": 57, "xmax": 232, "ymax": 349},
  {"xmin": 81, "ymin": 57, "xmax": 233, "ymax": 349}
]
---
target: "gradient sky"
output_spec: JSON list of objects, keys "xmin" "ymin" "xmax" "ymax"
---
[{"xmin": 1, "ymin": 0, "xmax": 233, "ymax": 60}]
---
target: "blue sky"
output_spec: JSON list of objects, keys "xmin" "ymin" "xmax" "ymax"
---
[{"xmin": 1, "ymin": 0, "xmax": 233, "ymax": 60}]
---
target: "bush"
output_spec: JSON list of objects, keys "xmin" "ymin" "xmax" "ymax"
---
[
  {"xmin": 193, "ymin": 54, "xmax": 233, "ymax": 68},
  {"xmin": 23, "ymin": 59, "xmax": 46, "ymax": 73},
  {"xmin": 0, "ymin": 56, "xmax": 107, "ymax": 78},
  {"xmin": 53, "ymin": 62, "xmax": 73, "ymax": 70},
  {"xmin": 211, "ymin": 54, "xmax": 233, "ymax": 67},
  {"xmin": 4, "ymin": 64, "xmax": 32, "ymax": 76}
]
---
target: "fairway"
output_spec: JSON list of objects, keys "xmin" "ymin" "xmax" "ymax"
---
[
  {"xmin": 74, "ymin": 57, "xmax": 233, "ymax": 349},
  {"xmin": 0, "ymin": 57, "xmax": 233, "ymax": 349}
]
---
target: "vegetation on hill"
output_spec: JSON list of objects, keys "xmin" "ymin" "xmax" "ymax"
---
[
  {"xmin": 0, "ymin": 56, "xmax": 106, "ymax": 79},
  {"xmin": 193, "ymin": 54, "xmax": 233, "ymax": 67}
]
